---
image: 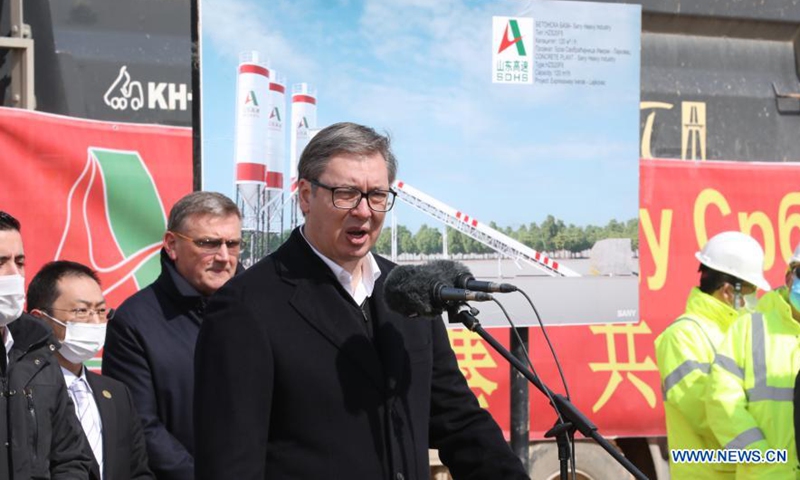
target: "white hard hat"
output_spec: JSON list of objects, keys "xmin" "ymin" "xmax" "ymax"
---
[
  {"xmin": 695, "ymin": 231, "xmax": 771, "ymax": 291},
  {"xmin": 791, "ymin": 243, "xmax": 800, "ymax": 264}
]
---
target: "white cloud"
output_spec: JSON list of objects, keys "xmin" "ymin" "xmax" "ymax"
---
[
  {"xmin": 201, "ymin": 0, "xmax": 317, "ymax": 77},
  {"xmin": 359, "ymin": 0, "xmax": 533, "ymax": 80},
  {"xmin": 204, "ymin": 0, "xmax": 585, "ymax": 139}
]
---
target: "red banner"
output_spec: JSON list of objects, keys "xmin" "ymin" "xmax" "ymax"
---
[
  {"xmin": 0, "ymin": 107, "xmax": 192, "ymax": 308},
  {"xmin": 452, "ymin": 158, "xmax": 800, "ymax": 439}
]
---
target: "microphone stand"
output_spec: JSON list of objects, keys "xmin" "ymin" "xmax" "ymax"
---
[{"xmin": 446, "ymin": 304, "xmax": 648, "ymax": 480}]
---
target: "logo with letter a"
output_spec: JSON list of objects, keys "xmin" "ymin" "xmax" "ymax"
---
[
  {"xmin": 498, "ymin": 19, "xmax": 527, "ymax": 56},
  {"xmin": 270, "ymin": 107, "xmax": 281, "ymax": 121},
  {"xmin": 492, "ymin": 16, "xmax": 533, "ymax": 85},
  {"xmin": 245, "ymin": 91, "xmax": 259, "ymax": 106}
]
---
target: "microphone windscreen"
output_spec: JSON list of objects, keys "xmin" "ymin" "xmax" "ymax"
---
[
  {"xmin": 426, "ymin": 260, "xmax": 472, "ymax": 285},
  {"xmin": 384, "ymin": 264, "xmax": 441, "ymax": 317}
]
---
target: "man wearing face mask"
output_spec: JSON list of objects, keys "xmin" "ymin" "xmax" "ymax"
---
[
  {"xmin": 655, "ymin": 231, "xmax": 770, "ymax": 479},
  {"xmin": 0, "ymin": 211, "xmax": 93, "ymax": 479},
  {"xmin": 706, "ymin": 243, "xmax": 800, "ymax": 479},
  {"xmin": 27, "ymin": 261, "xmax": 154, "ymax": 480}
]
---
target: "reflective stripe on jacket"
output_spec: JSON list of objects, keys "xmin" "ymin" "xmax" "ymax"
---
[
  {"xmin": 707, "ymin": 287, "xmax": 800, "ymax": 479},
  {"xmin": 655, "ymin": 287, "xmax": 740, "ymax": 479}
]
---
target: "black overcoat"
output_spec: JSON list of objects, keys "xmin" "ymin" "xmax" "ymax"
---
[
  {"xmin": 194, "ymin": 229, "xmax": 528, "ymax": 480},
  {"xmin": 103, "ymin": 251, "xmax": 205, "ymax": 480}
]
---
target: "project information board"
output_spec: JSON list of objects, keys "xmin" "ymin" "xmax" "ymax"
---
[{"xmin": 200, "ymin": 0, "xmax": 642, "ymax": 326}]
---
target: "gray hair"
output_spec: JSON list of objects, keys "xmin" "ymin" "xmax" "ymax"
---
[
  {"xmin": 167, "ymin": 192, "xmax": 240, "ymax": 232},
  {"xmin": 298, "ymin": 122, "xmax": 398, "ymax": 184}
]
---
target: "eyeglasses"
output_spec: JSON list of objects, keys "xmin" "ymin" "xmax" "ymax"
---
[
  {"xmin": 50, "ymin": 307, "xmax": 115, "ymax": 321},
  {"xmin": 731, "ymin": 281, "xmax": 757, "ymax": 295},
  {"xmin": 171, "ymin": 231, "xmax": 244, "ymax": 254},
  {"xmin": 309, "ymin": 179, "xmax": 396, "ymax": 212}
]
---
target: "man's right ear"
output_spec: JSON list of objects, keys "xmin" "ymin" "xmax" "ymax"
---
[
  {"xmin": 718, "ymin": 282, "xmax": 737, "ymax": 308},
  {"xmin": 298, "ymin": 179, "xmax": 312, "ymax": 214},
  {"xmin": 163, "ymin": 232, "xmax": 178, "ymax": 260}
]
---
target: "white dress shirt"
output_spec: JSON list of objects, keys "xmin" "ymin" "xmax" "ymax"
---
[
  {"xmin": 63, "ymin": 366, "xmax": 104, "ymax": 478},
  {"xmin": 300, "ymin": 227, "xmax": 382, "ymax": 305},
  {"xmin": 2, "ymin": 327, "xmax": 12, "ymax": 366}
]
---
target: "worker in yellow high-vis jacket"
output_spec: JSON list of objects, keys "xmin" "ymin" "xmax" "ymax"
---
[
  {"xmin": 655, "ymin": 231, "xmax": 770, "ymax": 479},
  {"xmin": 706, "ymin": 244, "xmax": 800, "ymax": 479}
]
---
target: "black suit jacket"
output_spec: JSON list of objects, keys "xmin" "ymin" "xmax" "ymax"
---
[
  {"xmin": 194, "ymin": 229, "xmax": 528, "ymax": 480},
  {"xmin": 103, "ymin": 251, "xmax": 204, "ymax": 480},
  {"xmin": 84, "ymin": 371, "xmax": 153, "ymax": 480}
]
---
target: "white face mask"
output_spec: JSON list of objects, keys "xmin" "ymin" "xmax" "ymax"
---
[
  {"xmin": 0, "ymin": 274, "xmax": 25, "ymax": 326},
  {"xmin": 740, "ymin": 292, "xmax": 758, "ymax": 313},
  {"xmin": 45, "ymin": 314, "xmax": 107, "ymax": 364}
]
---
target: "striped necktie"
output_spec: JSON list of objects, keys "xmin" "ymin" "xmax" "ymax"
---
[{"xmin": 70, "ymin": 377, "xmax": 103, "ymax": 478}]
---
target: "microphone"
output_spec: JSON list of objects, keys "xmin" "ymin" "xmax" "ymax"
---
[
  {"xmin": 425, "ymin": 259, "xmax": 519, "ymax": 293},
  {"xmin": 384, "ymin": 263, "xmax": 493, "ymax": 317},
  {"xmin": 455, "ymin": 272, "xmax": 518, "ymax": 293},
  {"xmin": 434, "ymin": 284, "xmax": 494, "ymax": 303}
]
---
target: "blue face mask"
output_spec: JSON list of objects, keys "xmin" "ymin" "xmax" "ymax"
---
[{"xmin": 790, "ymin": 280, "xmax": 800, "ymax": 312}]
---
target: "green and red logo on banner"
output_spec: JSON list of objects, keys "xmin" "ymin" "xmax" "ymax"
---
[{"xmin": 0, "ymin": 107, "xmax": 192, "ymax": 308}]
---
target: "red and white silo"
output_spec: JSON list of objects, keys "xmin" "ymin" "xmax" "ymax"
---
[
  {"xmin": 289, "ymin": 83, "xmax": 317, "ymax": 193},
  {"xmin": 234, "ymin": 51, "xmax": 270, "ymax": 210},
  {"xmin": 266, "ymin": 71, "xmax": 285, "ymax": 205}
]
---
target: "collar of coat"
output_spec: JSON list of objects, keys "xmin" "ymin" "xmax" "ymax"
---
[
  {"xmin": 156, "ymin": 247, "xmax": 246, "ymax": 313},
  {"xmin": 160, "ymin": 248, "xmax": 204, "ymax": 298},
  {"xmin": 7, "ymin": 313, "xmax": 60, "ymax": 358},
  {"xmin": 274, "ymin": 228, "xmax": 373, "ymax": 301}
]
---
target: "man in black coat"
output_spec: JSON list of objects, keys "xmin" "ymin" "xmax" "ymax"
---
[
  {"xmin": 27, "ymin": 260, "xmax": 154, "ymax": 480},
  {"xmin": 102, "ymin": 192, "xmax": 242, "ymax": 480},
  {"xmin": 195, "ymin": 123, "xmax": 529, "ymax": 479},
  {"xmin": 0, "ymin": 211, "xmax": 93, "ymax": 479}
]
